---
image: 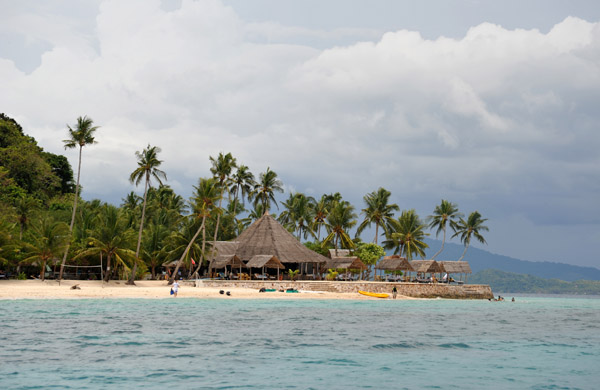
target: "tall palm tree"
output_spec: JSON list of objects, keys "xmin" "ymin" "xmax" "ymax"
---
[
  {"xmin": 59, "ymin": 115, "xmax": 99, "ymax": 280},
  {"xmin": 427, "ymin": 200, "xmax": 462, "ymax": 259},
  {"xmin": 76, "ymin": 204, "xmax": 136, "ymax": 282},
  {"xmin": 356, "ymin": 187, "xmax": 399, "ymax": 244},
  {"xmin": 169, "ymin": 177, "xmax": 219, "ymax": 283},
  {"xmin": 229, "ymin": 164, "xmax": 255, "ymax": 217},
  {"xmin": 452, "ymin": 211, "xmax": 489, "ymax": 261},
  {"xmin": 322, "ymin": 200, "xmax": 357, "ymax": 255},
  {"xmin": 209, "ymin": 152, "xmax": 237, "ymax": 244},
  {"xmin": 383, "ymin": 209, "xmax": 429, "ymax": 260},
  {"xmin": 253, "ymin": 167, "xmax": 284, "ymax": 213},
  {"xmin": 141, "ymin": 220, "xmax": 170, "ymax": 279},
  {"xmin": 311, "ymin": 195, "xmax": 330, "ymax": 241},
  {"xmin": 21, "ymin": 217, "xmax": 69, "ymax": 281},
  {"xmin": 127, "ymin": 144, "xmax": 167, "ymax": 285}
]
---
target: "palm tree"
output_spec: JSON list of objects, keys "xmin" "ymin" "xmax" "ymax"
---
[
  {"xmin": 229, "ymin": 164, "xmax": 255, "ymax": 217},
  {"xmin": 59, "ymin": 115, "xmax": 99, "ymax": 280},
  {"xmin": 322, "ymin": 200, "xmax": 357, "ymax": 255},
  {"xmin": 452, "ymin": 211, "xmax": 489, "ymax": 261},
  {"xmin": 311, "ymin": 195, "xmax": 329, "ymax": 241},
  {"xmin": 209, "ymin": 152, "xmax": 237, "ymax": 244},
  {"xmin": 14, "ymin": 196, "xmax": 39, "ymax": 240},
  {"xmin": 76, "ymin": 204, "xmax": 136, "ymax": 282},
  {"xmin": 169, "ymin": 177, "xmax": 219, "ymax": 283},
  {"xmin": 427, "ymin": 200, "xmax": 462, "ymax": 259},
  {"xmin": 356, "ymin": 187, "xmax": 399, "ymax": 244},
  {"xmin": 279, "ymin": 193, "xmax": 316, "ymax": 240},
  {"xmin": 21, "ymin": 217, "xmax": 69, "ymax": 281},
  {"xmin": 127, "ymin": 145, "xmax": 167, "ymax": 285},
  {"xmin": 141, "ymin": 220, "xmax": 170, "ymax": 279},
  {"xmin": 253, "ymin": 167, "xmax": 284, "ymax": 213},
  {"xmin": 383, "ymin": 209, "xmax": 429, "ymax": 260}
]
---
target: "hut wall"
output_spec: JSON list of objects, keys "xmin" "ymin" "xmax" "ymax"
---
[{"xmin": 197, "ymin": 280, "xmax": 494, "ymax": 299}]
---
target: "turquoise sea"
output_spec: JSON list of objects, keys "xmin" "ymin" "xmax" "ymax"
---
[{"xmin": 1, "ymin": 296, "xmax": 599, "ymax": 389}]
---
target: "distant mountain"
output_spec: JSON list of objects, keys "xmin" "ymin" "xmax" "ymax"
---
[
  {"xmin": 469, "ymin": 269, "xmax": 600, "ymax": 295},
  {"xmin": 422, "ymin": 239, "xmax": 600, "ymax": 281}
]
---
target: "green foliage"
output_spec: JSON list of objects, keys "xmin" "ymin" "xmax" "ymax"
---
[
  {"xmin": 471, "ymin": 269, "xmax": 600, "ymax": 295},
  {"xmin": 17, "ymin": 272, "xmax": 27, "ymax": 280},
  {"xmin": 326, "ymin": 269, "xmax": 338, "ymax": 280},
  {"xmin": 354, "ymin": 242, "xmax": 385, "ymax": 266},
  {"xmin": 304, "ymin": 240, "xmax": 330, "ymax": 257},
  {"xmin": 288, "ymin": 269, "xmax": 299, "ymax": 281}
]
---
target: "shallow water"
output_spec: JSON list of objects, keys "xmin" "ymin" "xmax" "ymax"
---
[{"xmin": 1, "ymin": 297, "xmax": 599, "ymax": 389}]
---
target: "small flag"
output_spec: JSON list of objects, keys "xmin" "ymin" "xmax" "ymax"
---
[{"xmin": 191, "ymin": 258, "xmax": 196, "ymax": 265}]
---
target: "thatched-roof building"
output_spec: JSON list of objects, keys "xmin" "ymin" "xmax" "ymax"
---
[
  {"xmin": 328, "ymin": 249, "xmax": 351, "ymax": 258},
  {"xmin": 376, "ymin": 255, "xmax": 414, "ymax": 272},
  {"xmin": 409, "ymin": 260, "xmax": 446, "ymax": 274},
  {"xmin": 324, "ymin": 256, "xmax": 366, "ymax": 271},
  {"xmin": 211, "ymin": 254, "xmax": 245, "ymax": 270},
  {"xmin": 439, "ymin": 261, "xmax": 472, "ymax": 274},
  {"xmin": 246, "ymin": 255, "xmax": 285, "ymax": 270},
  {"xmin": 234, "ymin": 213, "xmax": 328, "ymax": 266}
]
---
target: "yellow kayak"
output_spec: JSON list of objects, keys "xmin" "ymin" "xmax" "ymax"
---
[{"xmin": 358, "ymin": 290, "xmax": 389, "ymax": 299}]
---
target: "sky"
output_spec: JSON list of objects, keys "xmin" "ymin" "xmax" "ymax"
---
[{"xmin": 1, "ymin": 0, "xmax": 599, "ymax": 268}]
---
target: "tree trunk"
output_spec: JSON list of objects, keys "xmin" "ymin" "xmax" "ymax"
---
[
  {"xmin": 104, "ymin": 253, "xmax": 112, "ymax": 282},
  {"xmin": 40, "ymin": 259, "xmax": 47, "ymax": 281},
  {"xmin": 192, "ymin": 216, "xmax": 208, "ymax": 276},
  {"xmin": 128, "ymin": 174, "xmax": 150, "ymax": 285},
  {"xmin": 169, "ymin": 218, "xmax": 205, "ymax": 285},
  {"xmin": 59, "ymin": 145, "xmax": 83, "ymax": 280},
  {"xmin": 374, "ymin": 224, "xmax": 379, "ymax": 244},
  {"xmin": 431, "ymin": 227, "xmax": 446, "ymax": 260},
  {"xmin": 458, "ymin": 243, "xmax": 469, "ymax": 261}
]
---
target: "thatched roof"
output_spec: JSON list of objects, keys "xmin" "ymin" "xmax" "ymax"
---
[
  {"xmin": 376, "ymin": 255, "xmax": 414, "ymax": 271},
  {"xmin": 439, "ymin": 261, "xmax": 472, "ymax": 274},
  {"xmin": 328, "ymin": 249, "xmax": 351, "ymax": 258},
  {"xmin": 211, "ymin": 254, "xmax": 245, "ymax": 270},
  {"xmin": 246, "ymin": 255, "xmax": 285, "ymax": 269},
  {"xmin": 208, "ymin": 241, "xmax": 240, "ymax": 260},
  {"xmin": 234, "ymin": 213, "xmax": 327, "ymax": 264},
  {"xmin": 324, "ymin": 256, "xmax": 367, "ymax": 271},
  {"xmin": 409, "ymin": 260, "xmax": 446, "ymax": 273}
]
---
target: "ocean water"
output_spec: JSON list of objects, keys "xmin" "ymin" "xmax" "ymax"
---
[{"xmin": 1, "ymin": 296, "xmax": 599, "ymax": 389}]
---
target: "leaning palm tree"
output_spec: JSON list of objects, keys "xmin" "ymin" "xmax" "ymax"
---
[
  {"xmin": 322, "ymin": 200, "xmax": 357, "ymax": 255},
  {"xmin": 253, "ymin": 167, "xmax": 284, "ymax": 213},
  {"xmin": 356, "ymin": 187, "xmax": 399, "ymax": 244},
  {"xmin": 383, "ymin": 209, "xmax": 429, "ymax": 260},
  {"xmin": 127, "ymin": 144, "xmax": 167, "ymax": 285},
  {"xmin": 427, "ymin": 199, "xmax": 462, "ymax": 259},
  {"xmin": 59, "ymin": 115, "xmax": 99, "ymax": 280},
  {"xmin": 169, "ymin": 177, "xmax": 219, "ymax": 283},
  {"xmin": 452, "ymin": 211, "xmax": 489, "ymax": 261},
  {"xmin": 21, "ymin": 217, "xmax": 69, "ymax": 281}
]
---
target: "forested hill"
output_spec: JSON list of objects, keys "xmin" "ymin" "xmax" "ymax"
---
[
  {"xmin": 0, "ymin": 113, "xmax": 74, "ymax": 205},
  {"xmin": 470, "ymin": 269, "xmax": 600, "ymax": 295},
  {"xmin": 424, "ymin": 239, "xmax": 600, "ymax": 281}
]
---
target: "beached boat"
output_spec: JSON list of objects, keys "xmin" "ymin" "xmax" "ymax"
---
[{"xmin": 358, "ymin": 290, "xmax": 389, "ymax": 298}]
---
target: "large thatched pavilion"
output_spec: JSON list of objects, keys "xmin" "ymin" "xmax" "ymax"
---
[{"xmin": 209, "ymin": 212, "xmax": 328, "ymax": 279}]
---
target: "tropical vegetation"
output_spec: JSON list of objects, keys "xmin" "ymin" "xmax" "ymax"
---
[{"xmin": 0, "ymin": 114, "xmax": 492, "ymax": 282}]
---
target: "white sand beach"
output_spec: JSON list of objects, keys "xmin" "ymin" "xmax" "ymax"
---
[{"xmin": 0, "ymin": 280, "xmax": 411, "ymax": 300}]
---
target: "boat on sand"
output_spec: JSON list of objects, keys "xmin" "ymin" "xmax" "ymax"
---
[{"xmin": 358, "ymin": 290, "xmax": 389, "ymax": 298}]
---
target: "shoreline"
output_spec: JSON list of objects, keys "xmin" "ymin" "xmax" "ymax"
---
[{"xmin": 0, "ymin": 280, "xmax": 414, "ymax": 300}]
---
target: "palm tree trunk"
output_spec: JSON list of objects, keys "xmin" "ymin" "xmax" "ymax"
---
[
  {"xmin": 104, "ymin": 252, "xmax": 112, "ymax": 282},
  {"xmin": 59, "ymin": 145, "xmax": 83, "ymax": 280},
  {"xmin": 41, "ymin": 259, "xmax": 47, "ymax": 281},
  {"xmin": 169, "ymin": 218, "xmax": 205, "ymax": 285},
  {"xmin": 458, "ymin": 243, "xmax": 469, "ymax": 261},
  {"xmin": 127, "ymin": 174, "xmax": 149, "ymax": 285},
  {"xmin": 431, "ymin": 227, "xmax": 446, "ymax": 260},
  {"xmin": 192, "ymin": 216, "xmax": 208, "ymax": 276},
  {"xmin": 374, "ymin": 224, "xmax": 379, "ymax": 244}
]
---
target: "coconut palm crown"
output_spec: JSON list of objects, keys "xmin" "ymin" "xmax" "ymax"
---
[
  {"xmin": 427, "ymin": 199, "xmax": 462, "ymax": 259},
  {"xmin": 452, "ymin": 211, "xmax": 489, "ymax": 261}
]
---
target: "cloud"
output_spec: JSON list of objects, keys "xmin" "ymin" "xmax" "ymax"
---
[{"xmin": 1, "ymin": 1, "xmax": 599, "ymax": 265}]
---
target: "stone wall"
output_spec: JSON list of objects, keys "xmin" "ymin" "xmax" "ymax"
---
[{"xmin": 196, "ymin": 280, "xmax": 494, "ymax": 299}]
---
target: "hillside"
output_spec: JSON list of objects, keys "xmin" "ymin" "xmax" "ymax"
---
[
  {"xmin": 470, "ymin": 269, "xmax": 600, "ymax": 295},
  {"xmin": 424, "ymin": 239, "xmax": 600, "ymax": 281}
]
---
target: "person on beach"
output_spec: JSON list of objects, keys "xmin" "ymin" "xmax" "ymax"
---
[
  {"xmin": 392, "ymin": 286, "xmax": 397, "ymax": 299},
  {"xmin": 172, "ymin": 281, "xmax": 180, "ymax": 297}
]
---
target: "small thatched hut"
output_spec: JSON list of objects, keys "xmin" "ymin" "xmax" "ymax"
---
[
  {"xmin": 409, "ymin": 260, "xmax": 446, "ymax": 275},
  {"xmin": 324, "ymin": 256, "xmax": 367, "ymax": 271},
  {"xmin": 211, "ymin": 254, "xmax": 246, "ymax": 275},
  {"xmin": 375, "ymin": 255, "xmax": 414, "ymax": 281},
  {"xmin": 246, "ymin": 255, "xmax": 285, "ymax": 279},
  {"xmin": 439, "ymin": 261, "xmax": 472, "ymax": 282}
]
